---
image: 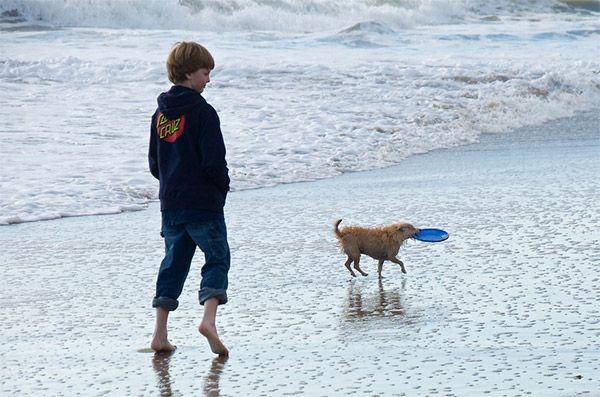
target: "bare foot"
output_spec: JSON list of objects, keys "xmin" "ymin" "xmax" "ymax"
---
[
  {"xmin": 198, "ymin": 322, "xmax": 229, "ymax": 356},
  {"xmin": 150, "ymin": 335, "xmax": 176, "ymax": 353}
]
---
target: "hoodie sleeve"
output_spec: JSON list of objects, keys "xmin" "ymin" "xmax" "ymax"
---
[
  {"xmin": 148, "ymin": 111, "xmax": 159, "ymax": 179},
  {"xmin": 198, "ymin": 105, "xmax": 230, "ymax": 196}
]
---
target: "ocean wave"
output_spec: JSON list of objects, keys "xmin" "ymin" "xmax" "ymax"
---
[
  {"xmin": 1, "ymin": 0, "xmax": 596, "ymax": 32},
  {"xmin": 0, "ymin": 57, "xmax": 160, "ymax": 84},
  {"xmin": 1, "ymin": 0, "xmax": 599, "ymax": 225}
]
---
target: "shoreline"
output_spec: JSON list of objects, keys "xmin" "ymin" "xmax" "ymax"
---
[
  {"xmin": 2, "ymin": 110, "xmax": 598, "ymax": 228},
  {"xmin": 1, "ymin": 111, "xmax": 598, "ymax": 396}
]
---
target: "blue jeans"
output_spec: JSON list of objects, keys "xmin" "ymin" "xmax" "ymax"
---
[{"xmin": 152, "ymin": 219, "xmax": 230, "ymax": 311}]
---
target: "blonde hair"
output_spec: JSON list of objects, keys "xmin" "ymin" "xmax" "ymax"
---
[{"xmin": 166, "ymin": 41, "xmax": 215, "ymax": 84}]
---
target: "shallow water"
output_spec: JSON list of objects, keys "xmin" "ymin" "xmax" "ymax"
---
[
  {"xmin": 1, "ymin": 0, "xmax": 599, "ymax": 224},
  {"xmin": 1, "ymin": 112, "xmax": 598, "ymax": 396}
]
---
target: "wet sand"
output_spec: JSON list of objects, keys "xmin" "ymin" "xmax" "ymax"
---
[{"xmin": 1, "ymin": 112, "xmax": 598, "ymax": 396}]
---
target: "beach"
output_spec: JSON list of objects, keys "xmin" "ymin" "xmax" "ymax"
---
[
  {"xmin": 1, "ymin": 1, "xmax": 599, "ymax": 395},
  {"xmin": 1, "ymin": 111, "xmax": 598, "ymax": 396}
]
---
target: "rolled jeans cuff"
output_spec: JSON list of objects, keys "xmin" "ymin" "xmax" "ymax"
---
[
  {"xmin": 199, "ymin": 288, "xmax": 227, "ymax": 306},
  {"xmin": 152, "ymin": 296, "xmax": 179, "ymax": 311}
]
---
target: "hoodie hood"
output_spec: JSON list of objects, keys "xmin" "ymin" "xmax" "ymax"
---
[{"xmin": 157, "ymin": 85, "xmax": 205, "ymax": 120}]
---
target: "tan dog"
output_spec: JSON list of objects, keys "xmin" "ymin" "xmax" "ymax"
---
[{"xmin": 333, "ymin": 219, "xmax": 419, "ymax": 278}]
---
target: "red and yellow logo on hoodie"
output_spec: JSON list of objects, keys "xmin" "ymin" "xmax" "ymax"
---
[{"xmin": 156, "ymin": 112, "xmax": 185, "ymax": 142}]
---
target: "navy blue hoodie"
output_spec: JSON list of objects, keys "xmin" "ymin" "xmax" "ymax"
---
[{"xmin": 149, "ymin": 85, "xmax": 230, "ymax": 213}]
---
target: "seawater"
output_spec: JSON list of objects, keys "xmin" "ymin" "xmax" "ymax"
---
[{"xmin": 1, "ymin": 0, "xmax": 599, "ymax": 225}]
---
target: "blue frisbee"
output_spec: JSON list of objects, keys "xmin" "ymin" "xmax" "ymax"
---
[{"xmin": 412, "ymin": 228, "xmax": 449, "ymax": 242}]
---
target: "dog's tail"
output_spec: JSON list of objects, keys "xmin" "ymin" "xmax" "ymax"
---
[{"xmin": 333, "ymin": 218, "xmax": 343, "ymax": 238}]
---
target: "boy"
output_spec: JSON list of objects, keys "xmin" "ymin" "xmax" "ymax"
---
[{"xmin": 148, "ymin": 41, "xmax": 230, "ymax": 356}]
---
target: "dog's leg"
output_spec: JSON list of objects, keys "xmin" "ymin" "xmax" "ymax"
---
[
  {"xmin": 353, "ymin": 256, "xmax": 368, "ymax": 276},
  {"xmin": 390, "ymin": 257, "xmax": 406, "ymax": 274},
  {"xmin": 344, "ymin": 257, "xmax": 356, "ymax": 277},
  {"xmin": 377, "ymin": 259, "xmax": 385, "ymax": 278}
]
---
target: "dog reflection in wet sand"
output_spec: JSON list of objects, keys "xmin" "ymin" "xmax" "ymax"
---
[{"xmin": 334, "ymin": 219, "xmax": 419, "ymax": 278}]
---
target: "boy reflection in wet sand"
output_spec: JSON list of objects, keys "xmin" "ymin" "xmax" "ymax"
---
[
  {"xmin": 204, "ymin": 356, "xmax": 229, "ymax": 397},
  {"xmin": 152, "ymin": 353, "xmax": 228, "ymax": 397},
  {"xmin": 152, "ymin": 352, "xmax": 174, "ymax": 397}
]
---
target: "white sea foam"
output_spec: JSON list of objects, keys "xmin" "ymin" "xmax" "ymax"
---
[
  {"xmin": 1, "ymin": 0, "xmax": 599, "ymax": 224},
  {"xmin": 0, "ymin": 0, "xmax": 468, "ymax": 31}
]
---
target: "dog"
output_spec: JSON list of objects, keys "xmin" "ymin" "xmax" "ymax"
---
[{"xmin": 333, "ymin": 218, "xmax": 419, "ymax": 278}]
